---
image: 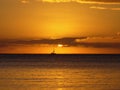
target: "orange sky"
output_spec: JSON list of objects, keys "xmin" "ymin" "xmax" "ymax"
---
[{"xmin": 0, "ymin": 0, "xmax": 120, "ymax": 53}]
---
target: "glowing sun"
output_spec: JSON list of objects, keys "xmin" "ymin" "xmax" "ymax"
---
[{"xmin": 58, "ymin": 44, "xmax": 63, "ymax": 47}]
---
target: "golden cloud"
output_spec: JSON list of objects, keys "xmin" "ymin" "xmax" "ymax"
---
[
  {"xmin": 90, "ymin": 6, "xmax": 120, "ymax": 10},
  {"xmin": 90, "ymin": 6, "xmax": 107, "ymax": 10},
  {"xmin": 20, "ymin": 0, "xmax": 120, "ymax": 5},
  {"xmin": 41, "ymin": 0, "xmax": 120, "ymax": 4}
]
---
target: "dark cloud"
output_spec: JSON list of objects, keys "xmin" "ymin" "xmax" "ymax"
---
[
  {"xmin": 0, "ymin": 37, "xmax": 86, "ymax": 47},
  {"xmin": 0, "ymin": 37, "xmax": 120, "ymax": 48},
  {"xmin": 13, "ymin": 37, "xmax": 87, "ymax": 45},
  {"xmin": 78, "ymin": 42, "xmax": 120, "ymax": 48}
]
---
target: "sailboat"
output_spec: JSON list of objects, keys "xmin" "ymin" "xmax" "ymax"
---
[{"xmin": 51, "ymin": 49, "xmax": 56, "ymax": 54}]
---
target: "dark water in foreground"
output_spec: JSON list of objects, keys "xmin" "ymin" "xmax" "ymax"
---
[{"xmin": 0, "ymin": 54, "xmax": 120, "ymax": 90}]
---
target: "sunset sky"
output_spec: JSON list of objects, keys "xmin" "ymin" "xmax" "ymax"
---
[{"xmin": 0, "ymin": 0, "xmax": 120, "ymax": 54}]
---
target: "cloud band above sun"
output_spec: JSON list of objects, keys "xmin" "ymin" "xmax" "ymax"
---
[
  {"xmin": 20, "ymin": 0, "xmax": 120, "ymax": 4},
  {"xmin": 1, "ymin": 36, "xmax": 120, "ymax": 48},
  {"xmin": 42, "ymin": 0, "xmax": 120, "ymax": 4}
]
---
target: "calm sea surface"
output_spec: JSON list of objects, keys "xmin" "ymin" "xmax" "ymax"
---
[{"xmin": 0, "ymin": 54, "xmax": 120, "ymax": 90}]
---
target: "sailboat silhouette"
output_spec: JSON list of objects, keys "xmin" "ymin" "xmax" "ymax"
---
[{"xmin": 51, "ymin": 49, "xmax": 56, "ymax": 54}]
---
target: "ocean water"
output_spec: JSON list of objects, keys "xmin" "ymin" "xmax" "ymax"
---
[{"xmin": 0, "ymin": 54, "xmax": 120, "ymax": 90}]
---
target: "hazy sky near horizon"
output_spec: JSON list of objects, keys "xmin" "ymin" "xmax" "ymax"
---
[{"xmin": 0, "ymin": 0, "xmax": 120, "ymax": 53}]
